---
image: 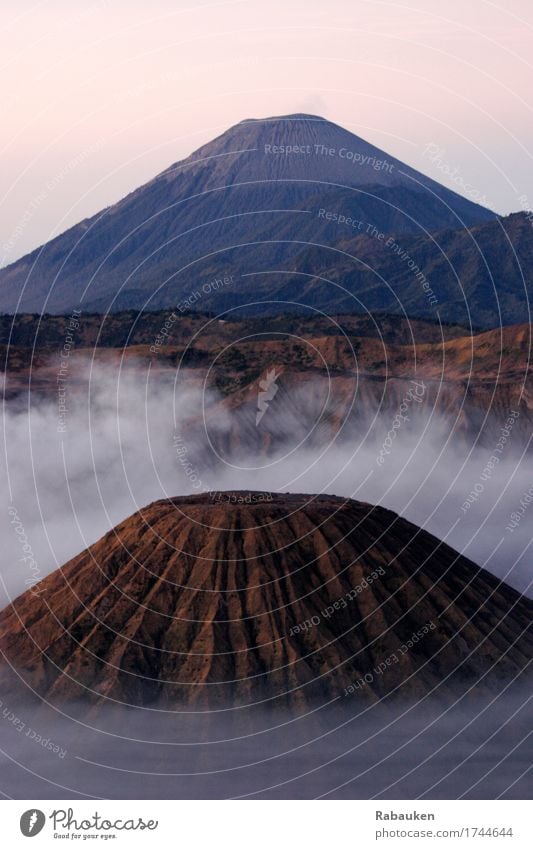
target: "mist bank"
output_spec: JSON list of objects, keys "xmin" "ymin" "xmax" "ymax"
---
[
  {"xmin": 1, "ymin": 359, "xmax": 532, "ymax": 607},
  {"xmin": 0, "ymin": 682, "xmax": 530, "ymax": 799}
]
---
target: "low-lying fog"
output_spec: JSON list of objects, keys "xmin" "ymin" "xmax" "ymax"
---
[
  {"xmin": 1, "ymin": 358, "xmax": 532, "ymax": 609},
  {"xmin": 0, "ymin": 683, "xmax": 530, "ymax": 799}
]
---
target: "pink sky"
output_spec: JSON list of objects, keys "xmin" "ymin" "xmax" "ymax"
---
[{"xmin": 1, "ymin": 0, "xmax": 533, "ymax": 265}]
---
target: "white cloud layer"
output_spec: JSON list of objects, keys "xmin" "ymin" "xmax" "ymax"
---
[{"xmin": 1, "ymin": 359, "xmax": 532, "ymax": 608}]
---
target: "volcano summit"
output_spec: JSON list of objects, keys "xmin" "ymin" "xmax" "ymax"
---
[{"xmin": 0, "ymin": 114, "xmax": 496, "ymax": 315}]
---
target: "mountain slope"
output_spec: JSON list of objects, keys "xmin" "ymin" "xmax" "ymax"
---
[
  {"xmin": 292, "ymin": 211, "xmax": 533, "ymax": 327},
  {"xmin": 0, "ymin": 493, "xmax": 529, "ymax": 711},
  {"xmin": 0, "ymin": 114, "xmax": 496, "ymax": 315}
]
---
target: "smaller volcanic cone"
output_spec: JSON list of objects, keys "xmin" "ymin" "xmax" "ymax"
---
[{"xmin": 0, "ymin": 493, "xmax": 530, "ymax": 712}]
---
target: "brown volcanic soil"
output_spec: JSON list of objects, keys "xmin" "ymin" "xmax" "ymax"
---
[{"xmin": 0, "ymin": 493, "xmax": 530, "ymax": 711}]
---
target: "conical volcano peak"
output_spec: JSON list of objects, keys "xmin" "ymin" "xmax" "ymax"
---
[
  {"xmin": 0, "ymin": 492, "xmax": 530, "ymax": 711},
  {"xmin": 0, "ymin": 112, "xmax": 496, "ymax": 314},
  {"xmin": 237, "ymin": 113, "xmax": 331, "ymax": 124},
  {"xmin": 153, "ymin": 110, "xmax": 429, "ymax": 204},
  {"xmin": 182, "ymin": 111, "xmax": 395, "ymax": 172}
]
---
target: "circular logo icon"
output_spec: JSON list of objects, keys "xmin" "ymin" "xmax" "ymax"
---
[{"xmin": 20, "ymin": 809, "xmax": 46, "ymax": 837}]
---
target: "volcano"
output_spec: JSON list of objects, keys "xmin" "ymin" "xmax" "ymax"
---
[
  {"xmin": 0, "ymin": 114, "xmax": 496, "ymax": 315},
  {"xmin": 0, "ymin": 493, "xmax": 529, "ymax": 711}
]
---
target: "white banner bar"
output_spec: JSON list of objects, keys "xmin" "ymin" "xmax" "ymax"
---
[{"xmin": 2, "ymin": 800, "xmax": 530, "ymax": 847}]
